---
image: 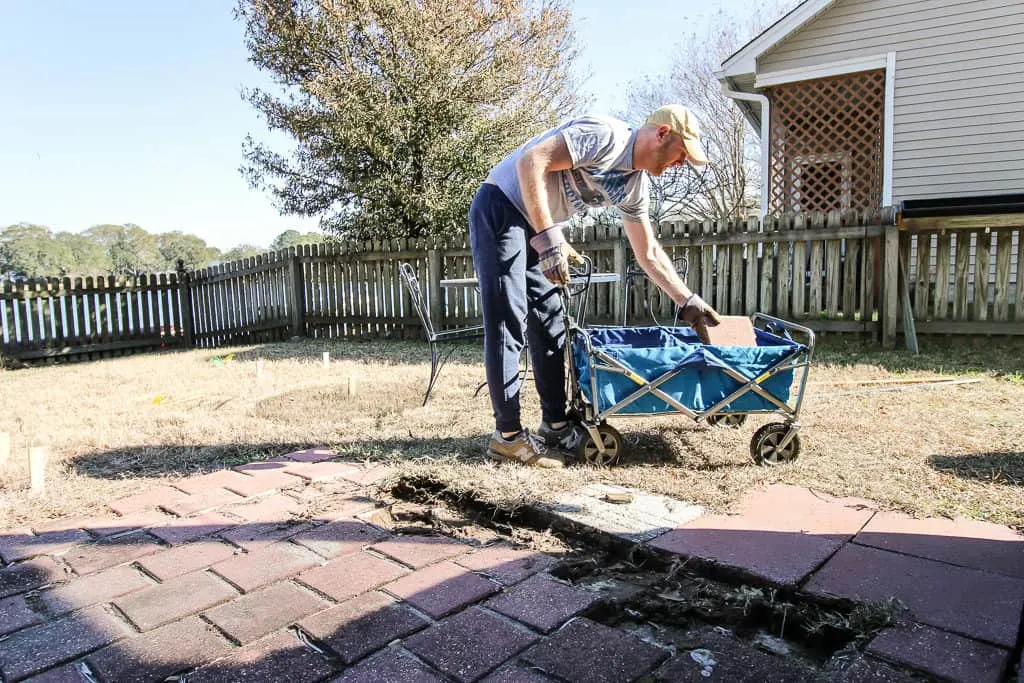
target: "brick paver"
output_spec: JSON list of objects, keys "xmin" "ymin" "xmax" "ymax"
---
[
  {"xmin": 148, "ymin": 512, "xmax": 235, "ymax": 545},
  {"xmin": 218, "ymin": 520, "xmax": 313, "ymax": 552},
  {"xmin": 405, "ymin": 607, "xmax": 538, "ymax": 683},
  {"xmin": 114, "ymin": 571, "xmax": 238, "ymax": 631},
  {"xmin": 653, "ymin": 629, "xmax": 816, "ymax": 682},
  {"xmin": 0, "ymin": 605, "xmax": 130, "ymax": 682},
  {"xmin": 22, "ymin": 663, "xmax": 90, "ymax": 682},
  {"xmin": 62, "ymin": 531, "xmax": 163, "ymax": 575},
  {"xmin": 0, "ymin": 556, "xmax": 67, "ymax": 598},
  {"xmin": 39, "ymin": 565, "xmax": 152, "ymax": 615},
  {"xmin": 339, "ymin": 463, "xmax": 392, "ymax": 486},
  {"xmin": 108, "ymin": 486, "xmax": 188, "ymax": 515},
  {"xmin": 485, "ymin": 573, "xmax": 599, "ymax": 633},
  {"xmin": 225, "ymin": 493, "xmax": 302, "ymax": 523},
  {"xmin": 736, "ymin": 485, "xmax": 875, "ymax": 540},
  {"xmin": 854, "ymin": 511, "xmax": 1024, "ymax": 580},
  {"xmin": 332, "ymin": 648, "xmax": 445, "ymax": 683},
  {"xmin": 831, "ymin": 655, "xmax": 928, "ymax": 682},
  {"xmin": 370, "ymin": 535, "xmax": 471, "ymax": 568},
  {"xmin": 173, "ymin": 469, "xmax": 254, "ymax": 495},
  {"xmin": 298, "ymin": 590, "xmax": 429, "ymax": 664},
  {"xmin": 297, "ymin": 550, "xmax": 409, "ymax": 602},
  {"xmin": 866, "ymin": 623, "xmax": 1011, "ymax": 683},
  {"xmin": 211, "ymin": 542, "xmax": 322, "ymax": 592},
  {"xmin": 283, "ymin": 461, "xmax": 362, "ymax": 482},
  {"xmin": 482, "ymin": 667, "xmax": 558, "ymax": 683},
  {"xmin": 650, "ymin": 516, "xmax": 841, "ymax": 587},
  {"xmin": 456, "ymin": 543, "xmax": 557, "ymax": 586},
  {"xmin": 161, "ymin": 487, "xmax": 244, "ymax": 517},
  {"xmin": 222, "ymin": 469, "xmax": 304, "ymax": 498},
  {"xmin": 280, "ymin": 448, "xmax": 338, "ymax": 462},
  {"xmin": 187, "ymin": 631, "xmax": 339, "ymax": 682},
  {"xmin": 79, "ymin": 510, "xmax": 170, "ymax": 538},
  {"xmin": 203, "ymin": 581, "xmax": 329, "ymax": 645},
  {"xmin": 805, "ymin": 543, "xmax": 1024, "ymax": 647},
  {"xmin": 86, "ymin": 615, "xmax": 232, "ymax": 683},
  {"xmin": 0, "ymin": 594, "xmax": 43, "ymax": 636},
  {"xmin": 521, "ymin": 618, "xmax": 668, "ymax": 683},
  {"xmin": 311, "ymin": 494, "xmax": 381, "ymax": 523},
  {"xmin": 292, "ymin": 520, "xmax": 390, "ymax": 559},
  {"xmin": 0, "ymin": 528, "xmax": 91, "ymax": 563},
  {"xmin": 383, "ymin": 560, "xmax": 499, "ymax": 618},
  {"xmin": 233, "ymin": 461, "xmax": 291, "ymax": 475},
  {"xmin": 137, "ymin": 540, "xmax": 238, "ymax": 581}
]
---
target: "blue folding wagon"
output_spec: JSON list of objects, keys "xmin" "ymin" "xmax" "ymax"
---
[{"xmin": 565, "ymin": 263, "xmax": 815, "ymax": 467}]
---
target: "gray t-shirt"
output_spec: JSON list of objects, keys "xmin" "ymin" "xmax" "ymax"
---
[{"xmin": 485, "ymin": 115, "xmax": 649, "ymax": 231}]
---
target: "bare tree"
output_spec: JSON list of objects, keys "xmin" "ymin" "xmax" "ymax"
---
[{"xmin": 623, "ymin": 2, "xmax": 798, "ymax": 222}]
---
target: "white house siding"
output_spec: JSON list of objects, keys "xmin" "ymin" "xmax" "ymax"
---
[{"xmin": 757, "ymin": 0, "xmax": 1024, "ymax": 202}]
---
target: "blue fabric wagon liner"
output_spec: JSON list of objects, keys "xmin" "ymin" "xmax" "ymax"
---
[{"xmin": 572, "ymin": 325, "xmax": 806, "ymax": 416}]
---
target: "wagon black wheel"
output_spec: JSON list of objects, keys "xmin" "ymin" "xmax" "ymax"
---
[
  {"xmin": 577, "ymin": 424, "xmax": 623, "ymax": 467},
  {"xmin": 706, "ymin": 414, "xmax": 748, "ymax": 428},
  {"xmin": 750, "ymin": 423, "xmax": 800, "ymax": 466}
]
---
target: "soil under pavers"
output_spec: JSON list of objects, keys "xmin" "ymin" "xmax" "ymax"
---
[{"xmin": 0, "ymin": 450, "xmax": 1020, "ymax": 683}]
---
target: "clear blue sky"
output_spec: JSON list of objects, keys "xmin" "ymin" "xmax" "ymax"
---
[{"xmin": 1, "ymin": 0, "xmax": 761, "ymax": 252}]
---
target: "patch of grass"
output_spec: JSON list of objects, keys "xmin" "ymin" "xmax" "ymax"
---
[{"xmin": 0, "ymin": 336, "xmax": 1021, "ymax": 532}]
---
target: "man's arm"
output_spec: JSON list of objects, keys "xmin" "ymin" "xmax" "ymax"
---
[
  {"xmin": 621, "ymin": 216, "xmax": 692, "ymax": 305},
  {"xmin": 516, "ymin": 135, "xmax": 574, "ymax": 233}
]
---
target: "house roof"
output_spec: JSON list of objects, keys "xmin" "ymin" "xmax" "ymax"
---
[{"xmin": 717, "ymin": 0, "xmax": 839, "ymax": 80}]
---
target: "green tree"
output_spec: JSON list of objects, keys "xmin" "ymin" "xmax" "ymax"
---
[
  {"xmin": 270, "ymin": 229, "xmax": 323, "ymax": 251},
  {"xmin": 236, "ymin": 0, "xmax": 581, "ymax": 241},
  {"xmin": 155, "ymin": 231, "xmax": 220, "ymax": 271},
  {"xmin": 0, "ymin": 223, "xmax": 70, "ymax": 277},
  {"xmin": 54, "ymin": 231, "xmax": 111, "ymax": 275},
  {"xmin": 221, "ymin": 244, "xmax": 267, "ymax": 262},
  {"xmin": 82, "ymin": 224, "xmax": 162, "ymax": 275}
]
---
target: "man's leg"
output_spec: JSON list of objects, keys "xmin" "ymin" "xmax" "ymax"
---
[
  {"xmin": 469, "ymin": 185, "xmax": 529, "ymax": 435},
  {"xmin": 524, "ymin": 256, "xmax": 567, "ymax": 427}
]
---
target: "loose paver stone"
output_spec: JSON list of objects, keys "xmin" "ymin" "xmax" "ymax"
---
[
  {"xmin": 331, "ymin": 648, "xmax": 445, "ymax": 683},
  {"xmin": 456, "ymin": 544, "xmax": 557, "ymax": 586},
  {"xmin": 383, "ymin": 560, "xmax": 498, "ymax": 618},
  {"xmin": 522, "ymin": 618, "xmax": 668, "ymax": 683},
  {"xmin": 866, "ymin": 623, "xmax": 1011, "ymax": 683},
  {"xmin": 485, "ymin": 573, "xmax": 599, "ymax": 633}
]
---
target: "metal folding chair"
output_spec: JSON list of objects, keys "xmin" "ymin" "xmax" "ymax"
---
[{"xmin": 399, "ymin": 262, "xmax": 484, "ymax": 406}]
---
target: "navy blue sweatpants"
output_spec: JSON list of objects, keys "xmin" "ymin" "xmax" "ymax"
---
[{"xmin": 468, "ymin": 183, "xmax": 567, "ymax": 433}]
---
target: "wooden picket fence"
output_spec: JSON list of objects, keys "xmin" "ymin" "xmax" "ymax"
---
[{"xmin": 2, "ymin": 209, "xmax": 1021, "ymax": 363}]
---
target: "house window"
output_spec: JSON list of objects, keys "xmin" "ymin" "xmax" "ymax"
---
[{"xmin": 767, "ymin": 70, "xmax": 885, "ymax": 215}]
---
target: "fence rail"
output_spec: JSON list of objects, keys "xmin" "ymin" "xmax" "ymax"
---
[{"xmin": 2, "ymin": 209, "xmax": 1021, "ymax": 362}]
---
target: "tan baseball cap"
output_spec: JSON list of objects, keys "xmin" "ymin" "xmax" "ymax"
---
[{"xmin": 646, "ymin": 105, "xmax": 709, "ymax": 166}]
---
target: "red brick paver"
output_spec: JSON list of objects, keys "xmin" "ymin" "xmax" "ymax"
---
[
  {"xmin": 211, "ymin": 542, "xmax": 321, "ymax": 592},
  {"xmin": 292, "ymin": 520, "xmax": 390, "ymax": 559},
  {"xmin": 653, "ymin": 629, "xmax": 816, "ymax": 682},
  {"xmin": 283, "ymin": 461, "xmax": 362, "ymax": 482},
  {"xmin": 521, "ymin": 617, "xmax": 668, "ymax": 683},
  {"xmin": 0, "ymin": 528, "xmax": 91, "ymax": 563},
  {"xmin": 866, "ymin": 623, "xmax": 1011, "ymax": 683},
  {"xmin": 456, "ymin": 543, "xmax": 557, "ymax": 586},
  {"xmin": 0, "ymin": 594, "xmax": 43, "ymax": 636},
  {"xmin": 370, "ymin": 535, "xmax": 471, "ymax": 568},
  {"xmin": 482, "ymin": 667, "xmax": 558, "ymax": 683},
  {"xmin": 225, "ymin": 493, "xmax": 302, "ymax": 523},
  {"xmin": 39, "ymin": 565, "xmax": 152, "ymax": 615},
  {"xmin": 86, "ymin": 615, "xmax": 232, "ymax": 683},
  {"xmin": 279, "ymin": 448, "xmax": 338, "ymax": 462},
  {"xmin": 173, "ymin": 469, "xmax": 254, "ymax": 495},
  {"xmin": 203, "ymin": 581, "xmax": 329, "ymax": 645},
  {"xmin": 79, "ymin": 510, "xmax": 170, "ymax": 538},
  {"xmin": 161, "ymin": 487, "xmax": 244, "ymax": 517},
  {"xmin": 0, "ymin": 605, "xmax": 129, "ymax": 682},
  {"xmin": 62, "ymin": 531, "xmax": 163, "ymax": 575},
  {"xmin": 108, "ymin": 486, "xmax": 188, "ymax": 515},
  {"xmin": 148, "ymin": 512, "xmax": 235, "ymax": 545},
  {"xmin": 332, "ymin": 648, "xmax": 445, "ymax": 683},
  {"xmin": 736, "ymin": 484, "xmax": 875, "ymax": 541},
  {"xmin": 187, "ymin": 631, "xmax": 339, "ymax": 682},
  {"xmin": 805, "ymin": 543, "xmax": 1024, "ymax": 648},
  {"xmin": 485, "ymin": 573, "xmax": 599, "ymax": 633},
  {"xmin": 222, "ymin": 469, "xmax": 304, "ymax": 498},
  {"xmin": 218, "ymin": 520, "xmax": 313, "ymax": 553},
  {"xmin": 0, "ymin": 556, "xmax": 67, "ymax": 598},
  {"xmin": 114, "ymin": 571, "xmax": 238, "ymax": 631},
  {"xmin": 298, "ymin": 590, "xmax": 429, "ymax": 664},
  {"xmin": 405, "ymin": 607, "xmax": 539, "ymax": 683},
  {"xmin": 854, "ymin": 511, "xmax": 1024, "ymax": 580},
  {"xmin": 137, "ymin": 540, "xmax": 238, "ymax": 581},
  {"xmin": 297, "ymin": 550, "xmax": 409, "ymax": 602},
  {"xmin": 383, "ymin": 560, "xmax": 498, "ymax": 618}
]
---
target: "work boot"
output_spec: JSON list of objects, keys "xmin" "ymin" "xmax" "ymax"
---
[
  {"xmin": 487, "ymin": 430, "xmax": 565, "ymax": 468},
  {"xmin": 537, "ymin": 420, "xmax": 584, "ymax": 451}
]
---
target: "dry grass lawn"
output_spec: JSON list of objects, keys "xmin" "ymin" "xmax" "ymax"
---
[{"xmin": 1, "ymin": 335, "xmax": 1022, "ymax": 532}]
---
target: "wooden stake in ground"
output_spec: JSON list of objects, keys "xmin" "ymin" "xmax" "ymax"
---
[
  {"xmin": 323, "ymin": 351, "xmax": 330, "ymax": 369},
  {"xmin": 0, "ymin": 432, "xmax": 9, "ymax": 469},
  {"xmin": 29, "ymin": 446, "xmax": 47, "ymax": 494},
  {"xmin": 257, "ymin": 358, "xmax": 264, "ymax": 378},
  {"xmin": 347, "ymin": 376, "xmax": 357, "ymax": 397}
]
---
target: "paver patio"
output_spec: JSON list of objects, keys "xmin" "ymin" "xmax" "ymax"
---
[{"xmin": 0, "ymin": 451, "xmax": 1021, "ymax": 682}]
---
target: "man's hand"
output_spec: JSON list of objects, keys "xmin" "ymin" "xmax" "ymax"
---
[
  {"xmin": 529, "ymin": 227, "xmax": 584, "ymax": 286},
  {"xmin": 679, "ymin": 293, "xmax": 721, "ymax": 344}
]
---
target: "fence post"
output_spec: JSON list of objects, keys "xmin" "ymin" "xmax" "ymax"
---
[
  {"xmin": 613, "ymin": 234, "xmax": 627, "ymax": 325},
  {"xmin": 427, "ymin": 247, "xmax": 443, "ymax": 329},
  {"xmin": 175, "ymin": 260, "xmax": 195, "ymax": 347},
  {"xmin": 882, "ymin": 223, "xmax": 900, "ymax": 348},
  {"xmin": 288, "ymin": 247, "xmax": 306, "ymax": 337}
]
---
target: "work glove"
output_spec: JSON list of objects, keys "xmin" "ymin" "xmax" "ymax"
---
[
  {"xmin": 678, "ymin": 293, "xmax": 721, "ymax": 344},
  {"xmin": 529, "ymin": 226, "xmax": 584, "ymax": 286}
]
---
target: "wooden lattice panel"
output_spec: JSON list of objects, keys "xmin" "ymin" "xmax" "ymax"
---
[{"xmin": 767, "ymin": 70, "xmax": 885, "ymax": 215}]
